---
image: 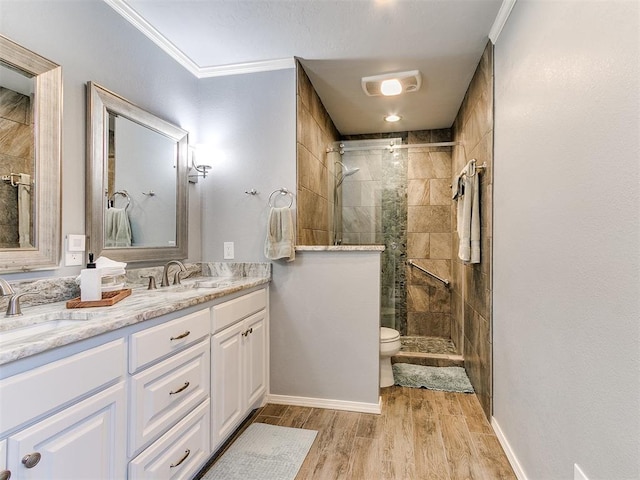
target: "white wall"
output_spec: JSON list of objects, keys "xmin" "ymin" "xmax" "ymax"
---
[
  {"xmin": 270, "ymin": 251, "xmax": 381, "ymax": 408},
  {"xmin": 493, "ymin": 1, "xmax": 640, "ymax": 478},
  {"xmin": 0, "ymin": 0, "xmax": 200, "ymax": 279},
  {"xmin": 197, "ymin": 69, "xmax": 296, "ymax": 263}
]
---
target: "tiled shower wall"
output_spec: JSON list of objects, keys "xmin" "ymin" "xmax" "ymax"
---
[
  {"xmin": 296, "ymin": 62, "xmax": 340, "ymax": 245},
  {"xmin": 0, "ymin": 87, "xmax": 33, "ymax": 248},
  {"xmin": 406, "ymin": 130, "xmax": 454, "ymax": 337},
  {"xmin": 451, "ymin": 42, "xmax": 494, "ymax": 418}
]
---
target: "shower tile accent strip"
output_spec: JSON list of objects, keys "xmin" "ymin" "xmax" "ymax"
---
[{"xmin": 380, "ymin": 143, "xmax": 408, "ymax": 334}]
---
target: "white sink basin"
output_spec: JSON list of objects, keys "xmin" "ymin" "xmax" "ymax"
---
[
  {"xmin": 0, "ymin": 319, "xmax": 79, "ymax": 344},
  {"xmin": 153, "ymin": 279, "xmax": 234, "ymax": 294}
]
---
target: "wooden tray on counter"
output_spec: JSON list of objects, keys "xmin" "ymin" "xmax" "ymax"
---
[{"xmin": 66, "ymin": 288, "xmax": 131, "ymax": 309}]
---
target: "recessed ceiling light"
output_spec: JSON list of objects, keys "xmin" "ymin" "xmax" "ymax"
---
[
  {"xmin": 380, "ymin": 79, "xmax": 402, "ymax": 96},
  {"xmin": 384, "ymin": 114, "xmax": 402, "ymax": 122}
]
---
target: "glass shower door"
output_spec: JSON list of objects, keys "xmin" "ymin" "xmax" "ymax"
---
[{"xmin": 335, "ymin": 138, "xmax": 407, "ymax": 332}]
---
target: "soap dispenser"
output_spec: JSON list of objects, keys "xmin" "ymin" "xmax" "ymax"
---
[{"xmin": 80, "ymin": 253, "xmax": 102, "ymax": 301}]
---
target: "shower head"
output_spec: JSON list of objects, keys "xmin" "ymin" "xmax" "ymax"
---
[
  {"xmin": 335, "ymin": 161, "xmax": 360, "ymax": 178},
  {"xmin": 343, "ymin": 166, "xmax": 360, "ymax": 177},
  {"xmin": 335, "ymin": 161, "xmax": 360, "ymax": 188}
]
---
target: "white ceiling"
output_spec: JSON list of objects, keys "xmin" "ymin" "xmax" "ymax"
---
[{"xmin": 114, "ymin": 0, "xmax": 504, "ymax": 135}]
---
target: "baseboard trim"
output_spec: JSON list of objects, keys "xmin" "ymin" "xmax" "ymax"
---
[
  {"xmin": 266, "ymin": 394, "xmax": 382, "ymax": 414},
  {"xmin": 491, "ymin": 416, "xmax": 528, "ymax": 480}
]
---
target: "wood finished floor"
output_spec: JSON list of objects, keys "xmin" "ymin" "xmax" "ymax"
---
[{"xmin": 231, "ymin": 386, "xmax": 516, "ymax": 480}]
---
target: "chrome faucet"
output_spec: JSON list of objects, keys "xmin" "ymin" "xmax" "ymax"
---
[
  {"xmin": 161, "ymin": 260, "xmax": 187, "ymax": 287},
  {"xmin": 5, "ymin": 292, "xmax": 37, "ymax": 317},
  {"xmin": 0, "ymin": 277, "xmax": 16, "ymax": 296}
]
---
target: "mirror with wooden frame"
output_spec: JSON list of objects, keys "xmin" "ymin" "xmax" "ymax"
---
[
  {"xmin": 86, "ymin": 82, "xmax": 188, "ymax": 263},
  {"xmin": 0, "ymin": 35, "xmax": 61, "ymax": 272}
]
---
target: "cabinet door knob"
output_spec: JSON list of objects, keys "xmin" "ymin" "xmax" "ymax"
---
[
  {"xmin": 21, "ymin": 452, "xmax": 41, "ymax": 469},
  {"xmin": 0, "ymin": 469, "xmax": 11, "ymax": 480},
  {"xmin": 169, "ymin": 381, "xmax": 190, "ymax": 395},
  {"xmin": 169, "ymin": 449, "xmax": 190, "ymax": 468},
  {"xmin": 170, "ymin": 330, "xmax": 190, "ymax": 341}
]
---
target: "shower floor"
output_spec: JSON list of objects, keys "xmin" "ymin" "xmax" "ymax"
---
[
  {"xmin": 392, "ymin": 336, "xmax": 464, "ymax": 367},
  {"xmin": 401, "ymin": 336, "xmax": 457, "ymax": 355}
]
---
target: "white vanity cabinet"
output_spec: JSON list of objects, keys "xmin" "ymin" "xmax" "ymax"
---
[
  {"xmin": 0, "ymin": 340, "xmax": 127, "ymax": 480},
  {"xmin": 0, "ymin": 280, "xmax": 270, "ymax": 479},
  {"xmin": 0, "ymin": 439, "xmax": 9, "ymax": 480},
  {"xmin": 211, "ymin": 289, "xmax": 268, "ymax": 449},
  {"xmin": 128, "ymin": 308, "xmax": 211, "ymax": 480}
]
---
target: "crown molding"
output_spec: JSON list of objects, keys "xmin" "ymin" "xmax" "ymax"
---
[
  {"xmin": 104, "ymin": 0, "xmax": 295, "ymax": 78},
  {"xmin": 104, "ymin": 0, "xmax": 201, "ymax": 76},
  {"xmin": 197, "ymin": 57, "xmax": 296, "ymax": 78},
  {"xmin": 489, "ymin": 0, "xmax": 517, "ymax": 44}
]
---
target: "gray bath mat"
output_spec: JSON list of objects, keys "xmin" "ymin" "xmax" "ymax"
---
[
  {"xmin": 202, "ymin": 423, "xmax": 317, "ymax": 480},
  {"xmin": 392, "ymin": 363, "xmax": 474, "ymax": 393}
]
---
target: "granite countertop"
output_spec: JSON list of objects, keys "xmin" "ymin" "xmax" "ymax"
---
[{"xmin": 0, "ymin": 276, "xmax": 270, "ymax": 366}]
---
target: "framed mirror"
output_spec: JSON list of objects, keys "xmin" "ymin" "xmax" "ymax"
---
[
  {"xmin": 0, "ymin": 35, "xmax": 61, "ymax": 272},
  {"xmin": 86, "ymin": 82, "xmax": 188, "ymax": 263}
]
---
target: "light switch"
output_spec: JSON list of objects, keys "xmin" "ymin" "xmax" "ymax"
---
[
  {"xmin": 67, "ymin": 234, "xmax": 86, "ymax": 252},
  {"xmin": 223, "ymin": 242, "xmax": 234, "ymax": 259}
]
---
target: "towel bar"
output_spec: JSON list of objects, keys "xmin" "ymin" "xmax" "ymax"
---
[
  {"xmin": 268, "ymin": 187, "xmax": 293, "ymax": 208},
  {"xmin": 108, "ymin": 190, "xmax": 131, "ymax": 210}
]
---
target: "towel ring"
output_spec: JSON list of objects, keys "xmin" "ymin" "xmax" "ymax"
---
[
  {"xmin": 268, "ymin": 188, "xmax": 293, "ymax": 208},
  {"xmin": 108, "ymin": 190, "xmax": 131, "ymax": 211}
]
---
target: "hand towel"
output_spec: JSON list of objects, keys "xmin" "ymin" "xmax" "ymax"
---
[
  {"xmin": 105, "ymin": 207, "xmax": 132, "ymax": 247},
  {"xmin": 18, "ymin": 173, "xmax": 31, "ymax": 248},
  {"xmin": 456, "ymin": 173, "xmax": 480, "ymax": 264},
  {"xmin": 95, "ymin": 256, "xmax": 127, "ymax": 276},
  {"xmin": 264, "ymin": 207, "xmax": 295, "ymax": 262}
]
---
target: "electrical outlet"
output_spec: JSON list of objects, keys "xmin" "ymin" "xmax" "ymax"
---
[
  {"xmin": 223, "ymin": 242, "xmax": 234, "ymax": 259},
  {"xmin": 65, "ymin": 252, "xmax": 83, "ymax": 266}
]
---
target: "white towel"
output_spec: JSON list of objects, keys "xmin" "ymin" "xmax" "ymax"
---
[
  {"xmin": 451, "ymin": 173, "xmax": 463, "ymax": 200},
  {"xmin": 264, "ymin": 207, "xmax": 295, "ymax": 262},
  {"xmin": 18, "ymin": 173, "xmax": 31, "ymax": 248},
  {"xmin": 105, "ymin": 207, "xmax": 132, "ymax": 247},
  {"xmin": 456, "ymin": 173, "xmax": 480, "ymax": 264},
  {"xmin": 75, "ymin": 256, "xmax": 127, "ymax": 285},
  {"xmin": 95, "ymin": 256, "xmax": 127, "ymax": 276}
]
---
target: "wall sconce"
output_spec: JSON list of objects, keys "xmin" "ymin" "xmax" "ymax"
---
[{"xmin": 188, "ymin": 146, "xmax": 212, "ymax": 183}]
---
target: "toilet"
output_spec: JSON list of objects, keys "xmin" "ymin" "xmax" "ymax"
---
[{"xmin": 380, "ymin": 327, "xmax": 401, "ymax": 388}]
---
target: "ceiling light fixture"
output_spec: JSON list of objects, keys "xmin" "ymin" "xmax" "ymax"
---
[
  {"xmin": 362, "ymin": 70, "xmax": 422, "ymax": 97},
  {"xmin": 380, "ymin": 79, "xmax": 402, "ymax": 96},
  {"xmin": 384, "ymin": 114, "xmax": 402, "ymax": 123}
]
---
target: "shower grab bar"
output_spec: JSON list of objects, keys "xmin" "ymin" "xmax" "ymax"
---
[{"xmin": 408, "ymin": 260, "xmax": 450, "ymax": 288}]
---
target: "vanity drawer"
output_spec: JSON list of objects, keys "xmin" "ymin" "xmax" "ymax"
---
[
  {"xmin": 0, "ymin": 339, "xmax": 125, "ymax": 435},
  {"xmin": 129, "ymin": 308, "xmax": 210, "ymax": 373},
  {"xmin": 212, "ymin": 289, "xmax": 266, "ymax": 333},
  {"xmin": 129, "ymin": 339, "xmax": 210, "ymax": 456},
  {"xmin": 128, "ymin": 399, "xmax": 210, "ymax": 480}
]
